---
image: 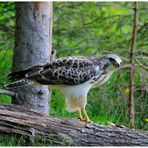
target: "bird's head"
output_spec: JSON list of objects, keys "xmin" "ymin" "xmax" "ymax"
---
[{"xmin": 104, "ymin": 54, "xmax": 122, "ymax": 71}]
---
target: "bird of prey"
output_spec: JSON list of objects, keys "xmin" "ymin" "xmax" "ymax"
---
[{"xmin": 5, "ymin": 54, "xmax": 122, "ymax": 122}]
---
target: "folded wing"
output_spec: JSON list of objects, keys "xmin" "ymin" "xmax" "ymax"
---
[{"xmin": 9, "ymin": 56, "xmax": 103, "ymax": 85}]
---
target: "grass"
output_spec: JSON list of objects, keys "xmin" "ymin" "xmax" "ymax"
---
[
  {"xmin": 0, "ymin": 134, "xmax": 57, "ymax": 146},
  {"xmin": 0, "ymin": 135, "xmax": 26, "ymax": 146}
]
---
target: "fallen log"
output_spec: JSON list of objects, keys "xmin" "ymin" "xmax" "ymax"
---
[{"xmin": 0, "ymin": 104, "xmax": 148, "ymax": 146}]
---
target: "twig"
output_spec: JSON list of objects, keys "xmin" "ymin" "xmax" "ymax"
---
[
  {"xmin": 135, "ymin": 58, "xmax": 148, "ymax": 70},
  {"xmin": 0, "ymin": 89, "xmax": 16, "ymax": 97},
  {"xmin": 119, "ymin": 64, "xmax": 130, "ymax": 70},
  {"xmin": 138, "ymin": 22, "xmax": 148, "ymax": 33},
  {"xmin": 129, "ymin": 2, "xmax": 138, "ymax": 129},
  {"xmin": 50, "ymin": 50, "xmax": 56, "ymax": 62},
  {"xmin": 0, "ymin": 23, "xmax": 14, "ymax": 36}
]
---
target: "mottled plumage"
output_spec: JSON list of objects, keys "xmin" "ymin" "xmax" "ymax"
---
[{"xmin": 5, "ymin": 54, "xmax": 122, "ymax": 122}]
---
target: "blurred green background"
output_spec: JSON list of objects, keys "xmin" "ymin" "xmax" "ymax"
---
[{"xmin": 0, "ymin": 2, "xmax": 148, "ymax": 146}]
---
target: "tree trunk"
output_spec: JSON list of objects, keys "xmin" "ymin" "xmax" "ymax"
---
[
  {"xmin": 129, "ymin": 2, "xmax": 138, "ymax": 128},
  {"xmin": 0, "ymin": 104, "xmax": 148, "ymax": 146},
  {"xmin": 12, "ymin": 2, "xmax": 53, "ymax": 114}
]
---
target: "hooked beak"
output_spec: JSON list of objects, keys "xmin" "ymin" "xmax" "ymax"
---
[{"xmin": 116, "ymin": 64, "xmax": 120, "ymax": 69}]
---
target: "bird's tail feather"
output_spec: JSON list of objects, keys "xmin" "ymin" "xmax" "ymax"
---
[{"xmin": 4, "ymin": 79, "xmax": 34, "ymax": 89}]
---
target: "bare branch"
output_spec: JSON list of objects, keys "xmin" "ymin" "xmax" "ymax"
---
[
  {"xmin": 135, "ymin": 58, "xmax": 148, "ymax": 70},
  {"xmin": 0, "ymin": 23, "xmax": 14, "ymax": 36},
  {"xmin": 119, "ymin": 64, "xmax": 130, "ymax": 70},
  {"xmin": 50, "ymin": 50, "xmax": 56, "ymax": 62},
  {"xmin": 0, "ymin": 89, "xmax": 16, "ymax": 97}
]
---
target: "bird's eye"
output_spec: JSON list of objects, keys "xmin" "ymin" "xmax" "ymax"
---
[{"xmin": 109, "ymin": 57, "xmax": 115, "ymax": 62}]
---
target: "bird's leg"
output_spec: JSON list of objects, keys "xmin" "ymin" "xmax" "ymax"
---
[
  {"xmin": 77, "ymin": 109, "xmax": 83, "ymax": 120},
  {"xmin": 82, "ymin": 107, "xmax": 90, "ymax": 123}
]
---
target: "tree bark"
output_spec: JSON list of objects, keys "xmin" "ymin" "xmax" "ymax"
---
[
  {"xmin": 12, "ymin": 2, "xmax": 53, "ymax": 114},
  {"xmin": 0, "ymin": 104, "xmax": 148, "ymax": 146}
]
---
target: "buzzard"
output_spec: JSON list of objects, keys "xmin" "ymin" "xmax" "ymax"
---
[{"xmin": 5, "ymin": 54, "xmax": 122, "ymax": 122}]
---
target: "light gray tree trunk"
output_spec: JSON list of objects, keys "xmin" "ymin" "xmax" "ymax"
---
[{"xmin": 12, "ymin": 2, "xmax": 53, "ymax": 114}]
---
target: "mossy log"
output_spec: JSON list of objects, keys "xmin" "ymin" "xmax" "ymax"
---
[{"xmin": 0, "ymin": 104, "xmax": 148, "ymax": 146}]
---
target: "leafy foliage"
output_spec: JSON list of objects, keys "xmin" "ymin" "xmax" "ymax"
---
[{"xmin": 0, "ymin": 2, "xmax": 148, "ymax": 145}]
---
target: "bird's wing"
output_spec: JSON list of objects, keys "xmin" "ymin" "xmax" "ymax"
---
[
  {"xmin": 26, "ymin": 56, "xmax": 103, "ymax": 85},
  {"xmin": 8, "ymin": 65, "xmax": 43, "ymax": 81}
]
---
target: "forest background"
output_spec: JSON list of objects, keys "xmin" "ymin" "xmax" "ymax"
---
[{"xmin": 0, "ymin": 2, "xmax": 147, "ymax": 145}]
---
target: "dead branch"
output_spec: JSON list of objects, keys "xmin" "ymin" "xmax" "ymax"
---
[
  {"xmin": 0, "ymin": 89, "xmax": 16, "ymax": 97},
  {"xmin": 0, "ymin": 104, "xmax": 148, "ymax": 146},
  {"xmin": 0, "ymin": 23, "xmax": 14, "ymax": 36}
]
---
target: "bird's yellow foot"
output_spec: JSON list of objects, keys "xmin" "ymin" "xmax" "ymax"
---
[
  {"xmin": 77, "ymin": 110, "xmax": 83, "ymax": 121},
  {"xmin": 82, "ymin": 108, "xmax": 91, "ymax": 123}
]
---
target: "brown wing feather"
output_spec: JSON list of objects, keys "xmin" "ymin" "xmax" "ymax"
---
[
  {"xmin": 26, "ymin": 56, "xmax": 103, "ymax": 85},
  {"xmin": 8, "ymin": 65, "xmax": 43, "ymax": 81}
]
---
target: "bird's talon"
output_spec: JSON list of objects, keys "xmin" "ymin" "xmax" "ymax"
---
[
  {"xmin": 83, "ymin": 120, "xmax": 93, "ymax": 127},
  {"xmin": 77, "ymin": 118, "xmax": 84, "ymax": 121},
  {"xmin": 86, "ymin": 120, "xmax": 93, "ymax": 124}
]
